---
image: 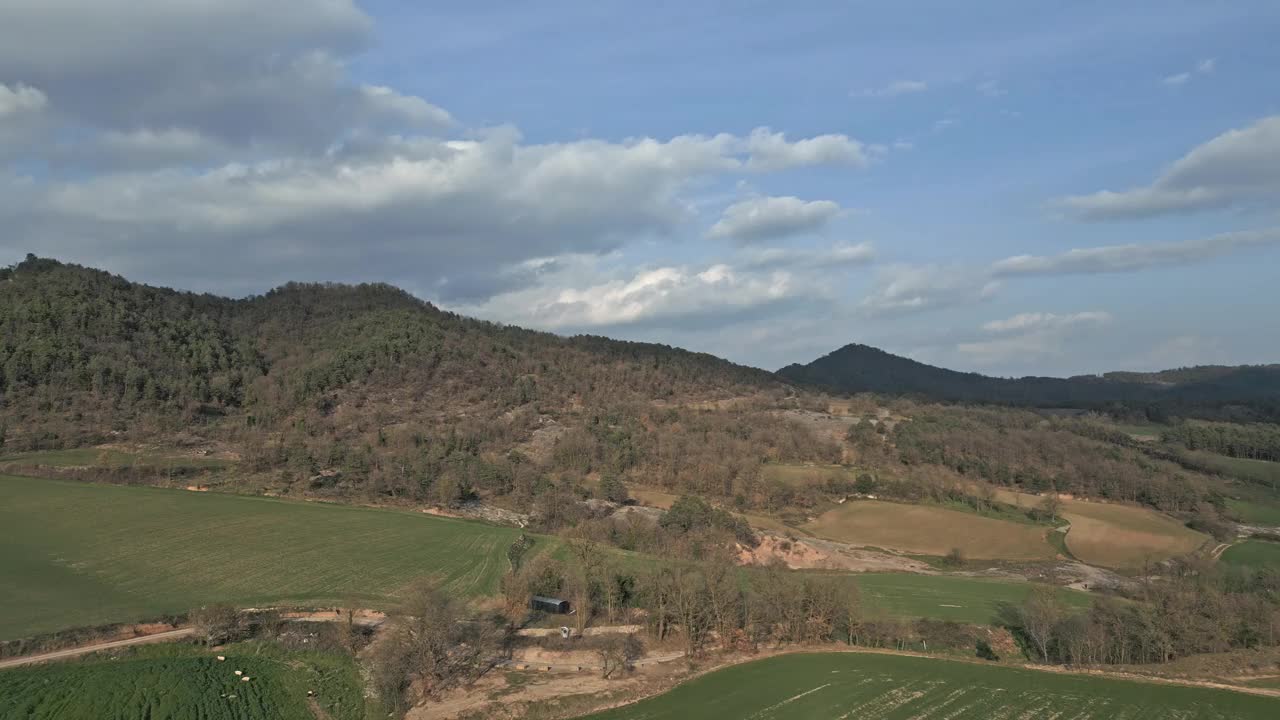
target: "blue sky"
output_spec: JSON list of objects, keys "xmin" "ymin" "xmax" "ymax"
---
[{"xmin": 2, "ymin": 1, "xmax": 1278, "ymax": 375}]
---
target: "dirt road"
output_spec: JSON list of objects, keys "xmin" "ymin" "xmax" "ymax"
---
[{"xmin": 0, "ymin": 627, "xmax": 195, "ymax": 670}]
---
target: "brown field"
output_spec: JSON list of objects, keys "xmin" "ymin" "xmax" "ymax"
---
[
  {"xmin": 801, "ymin": 500, "xmax": 1057, "ymax": 560},
  {"xmin": 990, "ymin": 488, "xmax": 1209, "ymax": 568}
]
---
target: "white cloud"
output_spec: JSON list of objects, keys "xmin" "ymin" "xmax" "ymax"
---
[
  {"xmin": 459, "ymin": 257, "xmax": 800, "ymax": 330},
  {"xmin": 742, "ymin": 128, "xmax": 869, "ymax": 171},
  {"xmin": 854, "ymin": 80, "xmax": 928, "ymax": 98},
  {"xmin": 707, "ymin": 196, "xmax": 842, "ymax": 243},
  {"xmin": 959, "ymin": 311, "xmax": 1112, "ymax": 365},
  {"xmin": 1058, "ymin": 115, "xmax": 1280, "ymax": 219},
  {"xmin": 9, "ymin": 124, "xmax": 873, "ymax": 297},
  {"xmin": 992, "ymin": 228, "xmax": 1280, "ymax": 275},
  {"xmin": 981, "ymin": 311, "xmax": 1112, "ymax": 334},
  {"xmin": 740, "ymin": 242, "xmax": 875, "ymax": 270},
  {"xmin": 1162, "ymin": 57, "xmax": 1215, "ymax": 87},
  {"xmin": 858, "ymin": 264, "xmax": 1000, "ymax": 316},
  {"xmin": 0, "ymin": 83, "xmax": 47, "ymax": 117}
]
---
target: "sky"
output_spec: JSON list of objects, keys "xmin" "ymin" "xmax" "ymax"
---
[{"xmin": 2, "ymin": 1, "xmax": 1279, "ymax": 377}]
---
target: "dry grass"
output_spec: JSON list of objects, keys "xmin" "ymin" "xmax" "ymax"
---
[
  {"xmin": 801, "ymin": 500, "xmax": 1056, "ymax": 560},
  {"xmin": 989, "ymin": 487, "xmax": 1208, "ymax": 568}
]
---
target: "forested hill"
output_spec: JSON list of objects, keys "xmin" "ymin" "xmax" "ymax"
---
[
  {"xmin": 778, "ymin": 343, "xmax": 1280, "ymax": 421},
  {"xmin": 0, "ymin": 255, "xmax": 781, "ymax": 451}
]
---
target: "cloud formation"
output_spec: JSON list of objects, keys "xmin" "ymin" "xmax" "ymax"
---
[
  {"xmin": 854, "ymin": 80, "xmax": 928, "ymax": 98},
  {"xmin": 858, "ymin": 265, "xmax": 1000, "ymax": 316},
  {"xmin": 707, "ymin": 196, "xmax": 842, "ymax": 243},
  {"xmin": 1162, "ymin": 58, "xmax": 1215, "ymax": 86},
  {"xmin": 742, "ymin": 128, "xmax": 869, "ymax": 171},
  {"xmin": 958, "ymin": 311, "xmax": 1112, "ymax": 365},
  {"xmin": 459, "ymin": 257, "xmax": 803, "ymax": 332},
  {"xmin": 992, "ymin": 228, "xmax": 1280, "ymax": 275},
  {"xmin": 1058, "ymin": 115, "xmax": 1280, "ymax": 219}
]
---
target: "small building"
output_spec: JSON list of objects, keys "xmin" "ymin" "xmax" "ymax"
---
[{"xmin": 530, "ymin": 595, "xmax": 570, "ymax": 614}]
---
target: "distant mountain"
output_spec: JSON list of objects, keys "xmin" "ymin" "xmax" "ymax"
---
[{"xmin": 778, "ymin": 343, "xmax": 1280, "ymax": 421}]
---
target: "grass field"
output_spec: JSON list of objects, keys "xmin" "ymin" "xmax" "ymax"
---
[
  {"xmin": 577, "ymin": 652, "xmax": 1280, "ymax": 719},
  {"xmin": 1105, "ymin": 422, "xmax": 1166, "ymax": 441},
  {"xmin": 989, "ymin": 488, "xmax": 1207, "ymax": 568},
  {"xmin": 1180, "ymin": 451, "xmax": 1280, "ymax": 487},
  {"xmin": 0, "ymin": 641, "xmax": 365, "ymax": 720},
  {"xmin": 0, "ymin": 474, "xmax": 543, "ymax": 640},
  {"xmin": 1220, "ymin": 540, "xmax": 1280, "ymax": 570},
  {"xmin": 802, "ymin": 500, "xmax": 1057, "ymax": 561},
  {"xmin": 1227, "ymin": 497, "xmax": 1280, "ymax": 527},
  {"xmin": 852, "ymin": 573, "xmax": 1089, "ymax": 624}
]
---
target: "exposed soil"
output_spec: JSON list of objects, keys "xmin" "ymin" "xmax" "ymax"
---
[{"xmin": 737, "ymin": 532, "xmax": 931, "ymax": 573}]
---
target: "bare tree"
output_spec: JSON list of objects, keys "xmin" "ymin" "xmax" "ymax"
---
[
  {"xmin": 190, "ymin": 604, "xmax": 243, "ymax": 646},
  {"xmin": 1019, "ymin": 586, "xmax": 1063, "ymax": 662},
  {"xmin": 704, "ymin": 555, "xmax": 742, "ymax": 650},
  {"xmin": 1039, "ymin": 494, "xmax": 1063, "ymax": 524},
  {"xmin": 368, "ymin": 580, "xmax": 507, "ymax": 710},
  {"xmin": 597, "ymin": 634, "xmax": 644, "ymax": 679}
]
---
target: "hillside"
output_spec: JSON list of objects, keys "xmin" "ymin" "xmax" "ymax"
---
[
  {"xmin": 779, "ymin": 343, "xmax": 1280, "ymax": 421},
  {"xmin": 1, "ymin": 256, "xmax": 830, "ymax": 505}
]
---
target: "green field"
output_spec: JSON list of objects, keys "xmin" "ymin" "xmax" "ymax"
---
[
  {"xmin": 1221, "ymin": 540, "xmax": 1280, "ymax": 570},
  {"xmin": 0, "ymin": 474, "xmax": 540, "ymax": 640},
  {"xmin": 0, "ymin": 641, "xmax": 364, "ymax": 720},
  {"xmin": 1179, "ymin": 451, "xmax": 1280, "ymax": 487},
  {"xmin": 577, "ymin": 652, "xmax": 1280, "ymax": 719},
  {"xmin": 853, "ymin": 573, "xmax": 1089, "ymax": 624},
  {"xmin": 0, "ymin": 474, "xmax": 1089, "ymax": 641}
]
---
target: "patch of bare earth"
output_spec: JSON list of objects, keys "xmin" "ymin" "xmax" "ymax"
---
[{"xmin": 737, "ymin": 533, "xmax": 931, "ymax": 573}]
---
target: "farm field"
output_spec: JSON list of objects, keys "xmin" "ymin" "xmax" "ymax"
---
[
  {"xmin": 0, "ymin": 474, "xmax": 542, "ymax": 640},
  {"xmin": 577, "ymin": 652, "xmax": 1280, "ymax": 719},
  {"xmin": 1221, "ymin": 540, "xmax": 1280, "ymax": 570},
  {"xmin": 989, "ymin": 488, "xmax": 1207, "ymax": 568},
  {"xmin": 802, "ymin": 500, "xmax": 1057, "ymax": 560},
  {"xmin": 0, "ymin": 641, "xmax": 364, "ymax": 720},
  {"xmin": 1179, "ymin": 451, "xmax": 1280, "ymax": 487},
  {"xmin": 853, "ymin": 573, "xmax": 1089, "ymax": 624}
]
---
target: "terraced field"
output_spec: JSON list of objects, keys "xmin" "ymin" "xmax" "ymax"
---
[
  {"xmin": 0, "ymin": 642, "xmax": 363, "ymax": 720},
  {"xmin": 803, "ymin": 500, "xmax": 1057, "ymax": 560},
  {"xmin": 0, "ymin": 474, "xmax": 543, "ymax": 640},
  {"xmin": 577, "ymin": 652, "xmax": 1280, "ymax": 719}
]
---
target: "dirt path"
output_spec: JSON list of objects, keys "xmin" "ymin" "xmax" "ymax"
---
[
  {"xmin": 1210, "ymin": 542, "xmax": 1233, "ymax": 561},
  {"xmin": 0, "ymin": 627, "xmax": 195, "ymax": 670},
  {"xmin": 0, "ymin": 607, "xmax": 387, "ymax": 671}
]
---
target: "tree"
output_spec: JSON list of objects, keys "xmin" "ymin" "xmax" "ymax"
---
[
  {"xmin": 368, "ymin": 579, "xmax": 507, "ymax": 710},
  {"xmin": 1019, "ymin": 586, "xmax": 1064, "ymax": 662},
  {"xmin": 704, "ymin": 555, "xmax": 742, "ymax": 649},
  {"xmin": 599, "ymin": 474, "xmax": 630, "ymax": 504},
  {"xmin": 190, "ymin": 603, "xmax": 244, "ymax": 646},
  {"xmin": 943, "ymin": 547, "xmax": 966, "ymax": 568},
  {"xmin": 1038, "ymin": 494, "xmax": 1063, "ymax": 525},
  {"xmin": 597, "ymin": 633, "xmax": 644, "ymax": 679},
  {"xmin": 842, "ymin": 582, "xmax": 862, "ymax": 646}
]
